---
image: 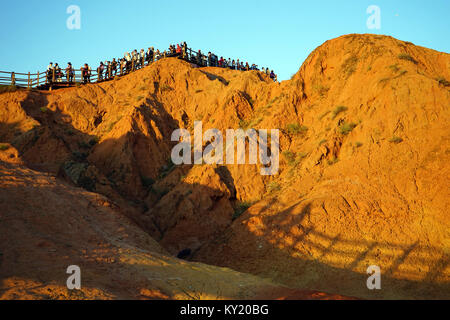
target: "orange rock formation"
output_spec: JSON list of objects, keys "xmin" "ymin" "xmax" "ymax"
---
[{"xmin": 0, "ymin": 34, "xmax": 448, "ymax": 299}]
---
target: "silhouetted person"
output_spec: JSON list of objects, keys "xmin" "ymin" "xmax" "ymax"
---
[
  {"xmin": 97, "ymin": 62, "xmax": 104, "ymax": 81},
  {"xmin": 140, "ymin": 49, "xmax": 145, "ymax": 67},
  {"xmin": 197, "ymin": 50, "xmax": 203, "ymax": 66},
  {"xmin": 208, "ymin": 52, "xmax": 212, "ymax": 67},
  {"xmin": 54, "ymin": 63, "xmax": 63, "ymax": 82},
  {"xmin": 47, "ymin": 62, "xmax": 54, "ymax": 83},
  {"xmin": 111, "ymin": 58, "xmax": 118, "ymax": 76},
  {"xmin": 81, "ymin": 64, "xmax": 90, "ymax": 83},
  {"xmin": 146, "ymin": 47, "xmax": 154, "ymax": 65},
  {"xmin": 66, "ymin": 62, "xmax": 74, "ymax": 83},
  {"xmin": 182, "ymin": 42, "xmax": 187, "ymax": 59},
  {"xmin": 270, "ymin": 70, "xmax": 276, "ymax": 82}
]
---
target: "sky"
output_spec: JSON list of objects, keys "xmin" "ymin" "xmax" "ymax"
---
[{"xmin": 0, "ymin": 0, "xmax": 448, "ymax": 81}]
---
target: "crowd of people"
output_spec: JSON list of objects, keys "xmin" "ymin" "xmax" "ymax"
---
[
  {"xmin": 199, "ymin": 51, "xmax": 277, "ymax": 81},
  {"xmin": 45, "ymin": 42, "xmax": 277, "ymax": 85}
]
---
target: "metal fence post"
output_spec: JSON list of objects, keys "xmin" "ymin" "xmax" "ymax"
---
[{"xmin": 11, "ymin": 72, "xmax": 15, "ymax": 86}]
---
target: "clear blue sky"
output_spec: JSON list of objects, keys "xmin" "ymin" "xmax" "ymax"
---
[{"xmin": 0, "ymin": 0, "xmax": 448, "ymax": 80}]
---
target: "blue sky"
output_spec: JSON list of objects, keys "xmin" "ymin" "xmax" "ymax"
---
[{"xmin": 0, "ymin": 0, "xmax": 448, "ymax": 80}]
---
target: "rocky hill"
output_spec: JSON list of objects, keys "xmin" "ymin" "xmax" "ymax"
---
[{"xmin": 0, "ymin": 34, "xmax": 448, "ymax": 299}]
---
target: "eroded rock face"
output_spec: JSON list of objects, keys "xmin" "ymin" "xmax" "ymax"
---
[
  {"xmin": 193, "ymin": 35, "xmax": 450, "ymax": 299},
  {"xmin": 0, "ymin": 34, "xmax": 448, "ymax": 299},
  {"xmin": 1, "ymin": 161, "xmax": 344, "ymax": 300},
  {"xmin": 147, "ymin": 165, "xmax": 235, "ymax": 255}
]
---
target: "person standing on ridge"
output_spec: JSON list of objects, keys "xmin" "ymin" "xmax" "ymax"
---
[
  {"xmin": 197, "ymin": 50, "xmax": 203, "ymax": 66},
  {"xmin": 81, "ymin": 64, "xmax": 90, "ymax": 84},
  {"xmin": 125, "ymin": 52, "xmax": 132, "ymax": 72},
  {"xmin": 131, "ymin": 50, "xmax": 138, "ymax": 70},
  {"xmin": 111, "ymin": 58, "xmax": 118, "ymax": 77},
  {"xmin": 270, "ymin": 70, "xmax": 276, "ymax": 82},
  {"xmin": 54, "ymin": 63, "xmax": 63, "ymax": 82},
  {"xmin": 87, "ymin": 64, "xmax": 92, "ymax": 82},
  {"xmin": 97, "ymin": 62, "xmax": 104, "ymax": 81},
  {"xmin": 106, "ymin": 61, "xmax": 111, "ymax": 79},
  {"xmin": 46, "ymin": 62, "xmax": 54, "ymax": 83},
  {"xmin": 66, "ymin": 62, "xmax": 74, "ymax": 83},
  {"xmin": 121, "ymin": 59, "xmax": 127, "ymax": 75},
  {"xmin": 182, "ymin": 42, "xmax": 187, "ymax": 59},
  {"xmin": 155, "ymin": 49, "xmax": 161, "ymax": 61},
  {"xmin": 140, "ymin": 49, "xmax": 145, "ymax": 68},
  {"xmin": 147, "ymin": 47, "xmax": 154, "ymax": 64},
  {"xmin": 208, "ymin": 52, "xmax": 212, "ymax": 67}
]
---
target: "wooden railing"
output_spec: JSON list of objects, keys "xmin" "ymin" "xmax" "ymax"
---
[
  {"xmin": 0, "ymin": 45, "xmax": 266, "ymax": 90},
  {"xmin": 0, "ymin": 70, "xmax": 47, "ymax": 88}
]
